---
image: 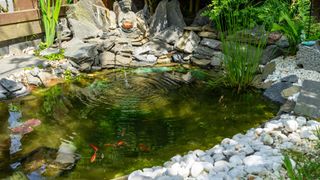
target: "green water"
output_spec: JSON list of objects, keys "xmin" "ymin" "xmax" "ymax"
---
[{"xmin": 0, "ymin": 68, "xmax": 278, "ymax": 179}]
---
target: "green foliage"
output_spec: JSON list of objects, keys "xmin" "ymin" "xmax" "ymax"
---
[
  {"xmin": 42, "ymin": 86, "xmax": 63, "ymax": 115},
  {"xmin": 44, "ymin": 49, "xmax": 65, "ymax": 61},
  {"xmin": 39, "ymin": 0, "xmax": 62, "ymax": 47},
  {"xmin": 66, "ymin": 0, "xmax": 74, "ymax": 4},
  {"xmin": 8, "ymin": 103, "xmax": 20, "ymax": 112},
  {"xmin": 213, "ymin": 7, "xmax": 267, "ymax": 92},
  {"xmin": 306, "ymin": 22, "xmax": 320, "ymax": 40},
  {"xmin": 272, "ymin": 12, "xmax": 304, "ymax": 53}
]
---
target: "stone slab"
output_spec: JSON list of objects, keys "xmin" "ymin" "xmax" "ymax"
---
[
  {"xmin": 294, "ymin": 80, "xmax": 320, "ymax": 118},
  {"xmin": 0, "ymin": 55, "xmax": 45, "ymax": 79}
]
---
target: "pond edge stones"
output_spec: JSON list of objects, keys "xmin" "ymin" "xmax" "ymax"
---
[{"xmin": 128, "ymin": 114, "xmax": 320, "ymax": 179}]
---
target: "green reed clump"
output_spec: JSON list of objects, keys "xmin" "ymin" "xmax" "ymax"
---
[
  {"xmin": 215, "ymin": 8, "xmax": 267, "ymax": 92},
  {"xmin": 39, "ymin": 0, "xmax": 62, "ymax": 47}
]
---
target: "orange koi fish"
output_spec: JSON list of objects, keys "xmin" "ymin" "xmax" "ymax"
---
[
  {"xmin": 138, "ymin": 144, "xmax": 150, "ymax": 152},
  {"xmin": 116, "ymin": 140, "xmax": 125, "ymax": 147},
  {"xmin": 90, "ymin": 152, "xmax": 97, "ymax": 163},
  {"xmin": 89, "ymin": 144, "xmax": 99, "ymax": 152},
  {"xmin": 104, "ymin": 143, "xmax": 115, "ymax": 148}
]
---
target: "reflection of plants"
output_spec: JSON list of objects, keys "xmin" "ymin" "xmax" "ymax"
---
[
  {"xmin": 39, "ymin": 0, "xmax": 62, "ymax": 47},
  {"xmin": 8, "ymin": 103, "xmax": 20, "ymax": 112},
  {"xmin": 42, "ymin": 86, "xmax": 63, "ymax": 115}
]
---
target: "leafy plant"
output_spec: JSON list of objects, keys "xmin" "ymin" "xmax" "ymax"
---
[
  {"xmin": 39, "ymin": 0, "xmax": 62, "ymax": 47},
  {"xmin": 272, "ymin": 12, "xmax": 304, "ymax": 53}
]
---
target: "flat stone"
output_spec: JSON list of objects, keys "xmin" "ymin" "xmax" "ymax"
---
[
  {"xmin": 99, "ymin": 52, "xmax": 115, "ymax": 68},
  {"xmin": 193, "ymin": 45, "xmax": 216, "ymax": 57},
  {"xmin": 281, "ymin": 75, "xmax": 298, "ymax": 83},
  {"xmin": 0, "ymin": 78, "xmax": 23, "ymax": 93},
  {"xmin": 281, "ymin": 86, "xmax": 301, "ymax": 98},
  {"xmin": 263, "ymin": 82, "xmax": 292, "ymax": 104},
  {"xmin": 0, "ymin": 55, "xmax": 44, "ymax": 79},
  {"xmin": 200, "ymin": 38, "xmax": 221, "ymax": 50},
  {"xmin": 276, "ymin": 36, "xmax": 290, "ymax": 48},
  {"xmin": 184, "ymin": 26, "xmax": 202, "ymax": 32},
  {"xmin": 191, "ymin": 58, "xmax": 211, "ymax": 68},
  {"xmin": 294, "ymin": 80, "xmax": 320, "ymax": 118},
  {"xmin": 116, "ymin": 55, "xmax": 132, "ymax": 66},
  {"xmin": 198, "ymin": 31, "xmax": 218, "ymax": 39},
  {"xmin": 64, "ymin": 39, "xmax": 98, "ymax": 64}
]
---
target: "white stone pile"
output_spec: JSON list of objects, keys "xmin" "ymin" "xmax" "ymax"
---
[
  {"xmin": 266, "ymin": 56, "xmax": 320, "ymax": 86},
  {"xmin": 128, "ymin": 114, "xmax": 320, "ymax": 180}
]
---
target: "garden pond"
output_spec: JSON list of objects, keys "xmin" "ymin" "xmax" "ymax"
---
[{"xmin": 0, "ymin": 67, "xmax": 279, "ymax": 179}]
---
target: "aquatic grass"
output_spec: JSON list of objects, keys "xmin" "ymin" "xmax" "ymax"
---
[
  {"xmin": 39, "ymin": 0, "xmax": 62, "ymax": 47},
  {"xmin": 215, "ymin": 5, "xmax": 267, "ymax": 92}
]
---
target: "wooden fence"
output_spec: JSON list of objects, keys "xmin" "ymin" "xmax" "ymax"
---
[{"xmin": 0, "ymin": 0, "xmax": 78, "ymax": 42}]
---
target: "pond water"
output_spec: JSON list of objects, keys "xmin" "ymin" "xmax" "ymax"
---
[{"xmin": 0, "ymin": 68, "xmax": 278, "ymax": 179}]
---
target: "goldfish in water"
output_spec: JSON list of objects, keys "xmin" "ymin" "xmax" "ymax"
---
[
  {"xmin": 89, "ymin": 144, "xmax": 99, "ymax": 152},
  {"xmin": 90, "ymin": 152, "xmax": 97, "ymax": 163},
  {"xmin": 116, "ymin": 140, "xmax": 125, "ymax": 147},
  {"xmin": 138, "ymin": 144, "xmax": 150, "ymax": 152},
  {"xmin": 104, "ymin": 143, "xmax": 115, "ymax": 148}
]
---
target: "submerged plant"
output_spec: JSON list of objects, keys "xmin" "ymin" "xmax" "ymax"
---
[{"xmin": 39, "ymin": 0, "xmax": 62, "ymax": 47}]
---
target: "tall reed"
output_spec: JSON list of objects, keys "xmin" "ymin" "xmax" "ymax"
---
[
  {"xmin": 39, "ymin": 0, "xmax": 62, "ymax": 47},
  {"xmin": 216, "ymin": 7, "xmax": 267, "ymax": 92}
]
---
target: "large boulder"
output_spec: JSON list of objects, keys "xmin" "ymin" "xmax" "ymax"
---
[
  {"xmin": 67, "ymin": 0, "xmax": 111, "ymax": 40},
  {"xmin": 149, "ymin": 0, "xmax": 185, "ymax": 35},
  {"xmin": 294, "ymin": 80, "xmax": 320, "ymax": 118},
  {"xmin": 260, "ymin": 45, "xmax": 283, "ymax": 65},
  {"xmin": 296, "ymin": 44, "xmax": 320, "ymax": 72},
  {"xmin": 175, "ymin": 31, "xmax": 200, "ymax": 54},
  {"xmin": 154, "ymin": 26, "xmax": 184, "ymax": 45}
]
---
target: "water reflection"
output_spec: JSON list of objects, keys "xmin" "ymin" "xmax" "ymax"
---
[{"xmin": 0, "ymin": 68, "xmax": 279, "ymax": 179}]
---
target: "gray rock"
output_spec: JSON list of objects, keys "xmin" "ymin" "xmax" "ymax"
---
[
  {"xmin": 149, "ymin": 0, "xmax": 168, "ymax": 35},
  {"xmin": 175, "ymin": 31, "xmax": 200, "ymax": 53},
  {"xmin": 64, "ymin": 39, "xmax": 98, "ymax": 64},
  {"xmin": 8, "ymin": 40, "xmax": 41, "ymax": 56},
  {"xmin": 172, "ymin": 53, "xmax": 184, "ymax": 63},
  {"xmin": 213, "ymin": 160, "xmax": 231, "ymax": 172},
  {"xmin": 116, "ymin": 55, "xmax": 132, "ymax": 66},
  {"xmin": 294, "ymin": 80, "xmax": 320, "ymax": 118},
  {"xmin": 38, "ymin": 72, "xmax": 56, "ymax": 87},
  {"xmin": 192, "ymin": 7, "xmax": 211, "ymax": 26},
  {"xmin": 262, "ymin": 62, "xmax": 276, "ymax": 80},
  {"xmin": 210, "ymin": 56, "xmax": 222, "ymax": 67},
  {"xmin": 281, "ymin": 75, "xmax": 298, "ymax": 83},
  {"xmin": 99, "ymin": 52, "xmax": 115, "ymax": 68},
  {"xmin": 154, "ymin": 26, "xmax": 183, "ymax": 45},
  {"xmin": 142, "ymin": 40, "xmax": 174, "ymax": 57},
  {"xmin": 0, "ymin": 78, "xmax": 23, "ymax": 93},
  {"xmin": 0, "ymin": 46, "xmax": 9, "ymax": 56},
  {"xmin": 39, "ymin": 48, "xmax": 60, "ymax": 57},
  {"xmin": 193, "ymin": 45, "xmax": 217, "ymax": 57},
  {"xmin": 12, "ymin": 86, "xmax": 29, "ymax": 97},
  {"xmin": 68, "ymin": 18, "xmax": 102, "ymax": 40},
  {"xmin": 200, "ymin": 38, "xmax": 221, "ymax": 50},
  {"xmin": 79, "ymin": 62, "xmax": 92, "ymax": 72},
  {"xmin": 0, "ymin": 84, "xmax": 8, "ymax": 94},
  {"xmin": 263, "ymin": 82, "xmax": 292, "ymax": 104},
  {"xmin": 276, "ymin": 36, "xmax": 290, "ymax": 48},
  {"xmin": 191, "ymin": 58, "xmax": 211, "ymax": 68},
  {"xmin": 26, "ymin": 73, "xmax": 42, "ymax": 86},
  {"xmin": 198, "ymin": 31, "xmax": 218, "ymax": 39},
  {"xmin": 0, "ymin": 92, "xmax": 6, "ymax": 100},
  {"xmin": 59, "ymin": 18, "xmax": 72, "ymax": 41},
  {"xmin": 166, "ymin": 0, "xmax": 186, "ymax": 28},
  {"xmin": 260, "ymin": 45, "xmax": 283, "ymax": 65},
  {"xmin": 297, "ymin": 45, "xmax": 320, "ymax": 72},
  {"xmin": 67, "ymin": 0, "xmax": 109, "ymax": 39}
]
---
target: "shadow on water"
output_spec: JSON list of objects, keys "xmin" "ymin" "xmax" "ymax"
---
[{"xmin": 0, "ymin": 68, "xmax": 279, "ymax": 179}]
